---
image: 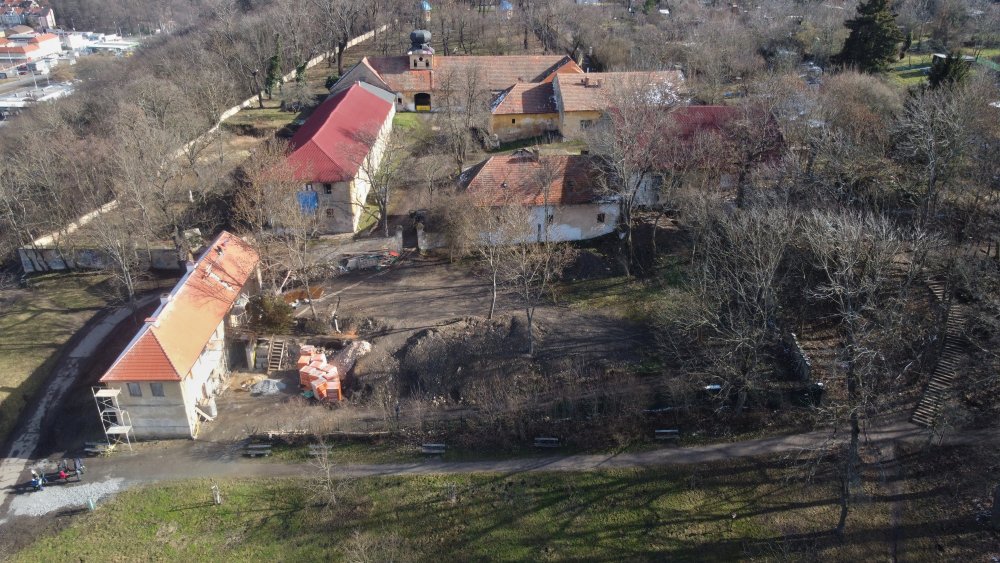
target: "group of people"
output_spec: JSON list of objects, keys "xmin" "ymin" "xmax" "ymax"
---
[{"xmin": 28, "ymin": 458, "xmax": 85, "ymax": 491}]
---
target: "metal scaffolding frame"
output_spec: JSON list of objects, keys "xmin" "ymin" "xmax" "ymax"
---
[{"xmin": 92, "ymin": 386, "xmax": 134, "ymax": 451}]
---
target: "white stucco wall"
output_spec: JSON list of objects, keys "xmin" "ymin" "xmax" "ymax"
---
[
  {"xmin": 109, "ymin": 381, "xmax": 192, "ymax": 439},
  {"xmin": 527, "ymin": 202, "xmax": 619, "ymax": 242}
]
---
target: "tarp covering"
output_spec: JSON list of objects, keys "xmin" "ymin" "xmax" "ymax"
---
[{"xmin": 297, "ymin": 190, "xmax": 319, "ymax": 214}]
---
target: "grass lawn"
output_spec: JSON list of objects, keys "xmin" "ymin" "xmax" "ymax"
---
[
  {"xmin": 9, "ymin": 460, "xmax": 858, "ymax": 562},
  {"xmin": 222, "ymin": 104, "xmax": 300, "ymax": 130},
  {"xmin": 890, "ymin": 48, "xmax": 1000, "ymax": 86},
  {"xmin": 13, "ymin": 445, "xmax": 1000, "ymax": 561},
  {"xmin": 559, "ymin": 258, "xmax": 686, "ymax": 322},
  {"xmin": 489, "ymin": 136, "xmax": 587, "ymax": 156},
  {"xmin": 0, "ymin": 272, "xmax": 112, "ymax": 446},
  {"xmin": 392, "ymin": 112, "xmax": 426, "ymax": 132}
]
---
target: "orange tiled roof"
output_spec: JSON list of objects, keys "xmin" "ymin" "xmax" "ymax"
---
[
  {"xmin": 364, "ymin": 55, "xmax": 582, "ymax": 93},
  {"xmin": 461, "ymin": 152, "xmax": 601, "ymax": 206},
  {"xmin": 0, "ymin": 43, "xmax": 36, "ymax": 54},
  {"xmin": 101, "ymin": 231, "xmax": 259, "ymax": 383},
  {"xmin": 555, "ymin": 71, "xmax": 685, "ymax": 113},
  {"xmin": 28, "ymin": 32, "xmax": 57, "ymax": 43},
  {"xmin": 492, "ymin": 82, "xmax": 556, "ymax": 115}
]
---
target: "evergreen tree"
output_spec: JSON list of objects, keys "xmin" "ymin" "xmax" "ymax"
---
[
  {"xmin": 264, "ymin": 35, "xmax": 282, "ymax": 100},
  {"xmin": 832, "ymin": 0, "xmax": 904, "ymax": 73},
  {"xmin": 928, "ymin": 52, "xmax": 970, "ymax": 89}
]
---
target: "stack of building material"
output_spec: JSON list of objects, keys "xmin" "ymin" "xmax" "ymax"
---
[{"xmin": 297, "ymin": 344, "xmax": 363, "ymax": 402}]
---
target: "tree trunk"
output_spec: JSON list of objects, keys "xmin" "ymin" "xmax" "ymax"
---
[
  {"xmin": 526, "ymin": 307, "xmax": 534, "ymax": 356},
  {"xmin": 488, "ymin": 269, "xmax": 497, "ymax": 320},
  {"xmin": 336, "ymin": 41, "xmax": 346, "ymax": 76},
  {"xmin": 836, "ymin": 474, "xmax": 849, "ymax": 539}
]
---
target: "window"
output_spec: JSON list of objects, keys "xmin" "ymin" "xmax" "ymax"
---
[
  {"xmin": 397, "ymin": 97, "xmax": 403, "ymax": 104},
  {"xmin": 511, "ymin": 118, "xmax": 516, "ymax": 124},
  {"xmin": 127, "ymin": 382, "xmax": 142, "ymax": 397},
  {"xmin": 305, "ymin": 183, "xmax": 314, "ymax": 191},
  {"xmin": 547, "ymin": 214, "xmax": 554, "ymax": 224},
  {"xmin": 323, "ymin": 183, "xmax": 333, "ymax": 195},
  {"xmin": 150, "ymin": 383, "xmax": 165, "ymax": 397},
  {"xmin": 580, "ymin": 119, "xmax": 594, "ymax": 130},
  {"xmin": 325, "ymin": 208, "xmax": 337, "ymax": 217},
  {"xmin": 597, "ymin": 213, "xmax": 606, "ymax": 223}
]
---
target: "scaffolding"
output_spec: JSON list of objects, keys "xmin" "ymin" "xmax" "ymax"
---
[{"xmin": 92, "ymin": 386, "xmax": 134, "ymax": 452}]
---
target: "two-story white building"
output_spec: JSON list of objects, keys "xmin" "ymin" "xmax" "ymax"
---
[
  {"xmin": 286, "ymin": 82, "xmax": 396, "ymax": 233},
  {"xmin": 98, "ymin": 231, "xmax": 259, "ymax": 439}
]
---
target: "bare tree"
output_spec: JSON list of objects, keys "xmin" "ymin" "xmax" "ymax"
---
[
  {"xmin": 894, "ymin": 84, "xmax": 970, "ymax": 228},
  {"xmin": 801, "ymin": 210, "xmax": 907, "ymax": 537},
  {"xmin": 311, "ymin": 0, "xmax": 363, "ymax": 76},
  {"xmin": 499, "ymin": 234, "xmax": 576, "ymax": 356},
  {"xmin": 307, "ymin": 436, "xmax": 353, "ymax": 508},
  {"xmin": 668, "ymin": 206, "xmax": 797, "ymax": 414},
  {"xmin": 474, "ymin": 199, "xmax": 535, "ymax": 320},
  {"xmin": 589, "ymin": 76, "xmax": 678, "ymax": 274},
  {"xmin": 350, "ymin": 125, "xmax": 407, "ymax": 238},
  {"xmin": 233, "ymin": 139, "xmax": 311, "ymax": 295},
  {"xmin": 435, "ymin": 64, "xmax": 492, "ymax": 173}
]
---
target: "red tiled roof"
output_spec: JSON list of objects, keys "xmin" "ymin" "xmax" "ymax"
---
[
  {"xmin": 101, "ymin": 231, "xmax": 259, "ymax": 383},
  {"xmin": 461, "ymin": 153, "xmax": 601, "ymax": 206},
  {"xmin": 0, "ymin": 43, "xmax": 36, "ymax": 54},
  {"xmin": 492, "ymin": 82, "xmax": 556, "ymax": 115},
  {"xmin": 286, "ymin": 83, "xmax": 394, "ymax": 184},
  {"xmin": 364, "ymin": 55, "xmax": 582, "ymax": 93},
  {"xmin": 556, "ymin": 71, "xmax": 685, "ymax": 112}
]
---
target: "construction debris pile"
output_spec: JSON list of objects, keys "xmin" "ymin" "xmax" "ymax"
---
[
  {"xmin": 250, "ymin": 378, "xmax": 287, "ymax": 396},
  {"xmin": 297, "ymin": 341, "xmax": 372, "ymax": 401}
]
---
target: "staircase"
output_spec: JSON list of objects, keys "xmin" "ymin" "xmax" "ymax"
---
[
  {"xmin": 911, "ymin": 281, "xmax": 968, "ymax": 428},
  {"xmin": 266, "ymin": 339, "xmax": 286, "ymax": 374}
]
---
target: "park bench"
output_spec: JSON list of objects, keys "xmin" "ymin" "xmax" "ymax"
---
[
  {"xmin": 420, "ymin": 443, "xmax": 446, "ymax": 455},
  {"xmin": 655, "ymin": 429, "xmax": 680, "ymax": 442},
  {"xmin": 533, "ymin": 437, "xmax": 561, "ymax": 448},
  {"xmin": 308, "ymin": 444, "xmax": 332, "ymax": 457},
  {"xmin": 243, "ymin": 443, "xmax": 272, "ymax": 458}
]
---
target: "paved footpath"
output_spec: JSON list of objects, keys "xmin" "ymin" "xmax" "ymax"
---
[
  {"xmin": 0, "ymin": 295, "xmax": 159, "ymax": 513},
  {"xmin": 98, "ymin": 420, "xmax": 932, "ymax": 486}
]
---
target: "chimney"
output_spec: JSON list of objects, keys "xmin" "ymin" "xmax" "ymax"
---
[
  {"xmin": 582, "ymin": 76, "xmax": 589, "ymax": 87},
  {"xmin": 159, "ymin": 293, "xmax": 171, "ymax": 305},
  {"xmin": 185, "ymin": 260, "xmax": 195, "ymax": 272}
]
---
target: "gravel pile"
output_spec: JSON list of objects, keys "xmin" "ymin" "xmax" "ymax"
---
[{"xmin": 8, "ymin": 477, "xmax": 125, "ymax": 517}]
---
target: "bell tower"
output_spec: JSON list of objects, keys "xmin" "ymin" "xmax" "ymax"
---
[{"xmin": 407, "ymin": 29, "xmax": 434, "ymax": 70}]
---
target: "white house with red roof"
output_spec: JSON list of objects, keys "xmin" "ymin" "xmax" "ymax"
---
[
  {"xmin": 0, "ymin": 31, "xmax": 59, "ymax": 63},
  {"xmin": 460, "ymin": 151, "xmax": 618, "ymax": 243},
  {"xmin": 286, "ymin": 82, "xmax": 396, "ymax": 233},
  {"xmin": 98, "ymin": 231, "xmax": 259, "ymax": 439}
]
